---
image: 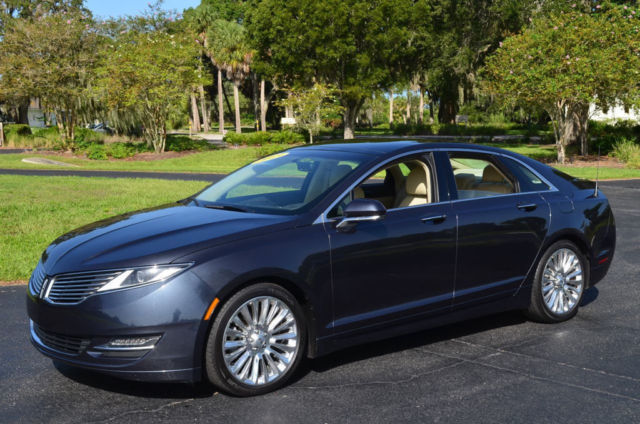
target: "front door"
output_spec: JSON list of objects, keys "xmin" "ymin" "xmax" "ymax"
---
[{"xmin": 325, "ymin": 154, "xmax": 457, "ymax": 335}]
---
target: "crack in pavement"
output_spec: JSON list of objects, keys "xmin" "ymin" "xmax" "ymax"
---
[
  {"xmin": 418, "ymin": 346, "xmax": 640, "ymax": 404},
  {"xmin": 451, "ymin": 339, "xmax": 640, "ymax": 384},
  {"xmin": 87, "ymin": 399, "xmax": 195, "ymax": 423}
]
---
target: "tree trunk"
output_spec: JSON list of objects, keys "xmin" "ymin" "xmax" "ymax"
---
[
  {"xmin": 388, "ymin": 90, "xmax": 394, "ymax": 126},
  {"xmin": 260, "ymin": 79, "xmax": 267, "ymax": 132},
  {"xmin": 17, "ymin": 101, "xmax": 29, "ymax": 125},
  {"xmin": 406, "ymin": 90, "xmax": 411, "ymax": 123},
  {"xmin": 217, "ymin": 68, "xmax": 225, "ymax": 133},
  {"xmin": 429, "ymin": 98, "xmax": 435, "ymax": 124},
  {"xmin": 418, "ymin": 88, "xmax": 425, "ymax": 125},
  {"xmin": 233, "ymin": 80, "xmax": 242, "ymax": 134},
  {"xmin": 343, "ymin": 98, "xmax": 364, "ymax": 140},
  {"xmin": 574, "ymin": 104, "xmax": 590, "ymax": 156},
  {"xmin": 251, "ymin": 72, "xmax": 260, "ymax": 131},
  {"xmin": 309, "ymin": 130, "xmax": 314, "ymax": 144},
  {"xmin": 0, "ymin": 122, "xmax": 4, "ymax": 146},
  {"xmin": 199, "ymin": 84, "xmax": 209, "ymax": 132},
  {"xmin": 438, "ymin": 79, "xmax": 459, "ymax": 124},
  {"xmin": 190, "ymin": 93, "xmax": 201, "ymax": 133}
]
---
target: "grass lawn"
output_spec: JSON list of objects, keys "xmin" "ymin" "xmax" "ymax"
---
[
  {"xmin": 0, "ymin": 176, "xmax": 209, "ymax": 282},
  {"xmin": 0, "ymin": 147, "xmax": 265, "ymax": 174}
]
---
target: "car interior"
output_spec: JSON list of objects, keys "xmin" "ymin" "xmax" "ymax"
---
[
  {"xmin": 449, "ymin": 157, "xmax": 515, "ymax": 199},
  {"xmin": 330, "ymin": 159, "xmax": 434, "ymax": 217}
]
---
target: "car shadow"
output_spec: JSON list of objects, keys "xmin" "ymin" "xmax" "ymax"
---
[
  {"xmin": 52, "ymin": 308, "xmax": 555, "ymax": 398},
  {"xmin": 580, "ymin": 287, "xmax": 599, "ymax": 307},
  {"xmin": 296, "ymin": 310, "xmax": 526, "ymax": 378}
]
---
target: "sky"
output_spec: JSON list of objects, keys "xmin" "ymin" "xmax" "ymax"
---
[{"xmin": 85, "ymin": 0, "xmax": 200, "ymax": 19}]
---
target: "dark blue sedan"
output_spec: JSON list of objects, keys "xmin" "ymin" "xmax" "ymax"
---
[{"xmin": 27, "ymin": 142, "xmax": 616, "ymax": 396}]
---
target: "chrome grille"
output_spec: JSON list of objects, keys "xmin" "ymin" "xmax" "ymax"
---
[
  {"xmin": 28, "ymin": 261, "xmax": 46, "ymax": 296},
  {"xmin": 47, "ymin": 270, "xmax": 123, "ymax": 304},
  {"xmin": 33, "ymin": 323, "xmax": 90, "ymax": 355}
]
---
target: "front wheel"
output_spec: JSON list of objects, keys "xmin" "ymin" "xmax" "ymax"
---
[
  {"xmin": 204, "ymin": 283, "xmax": 306, "ymax": 396},
  {"xmin": 526, "ymin": 240, "xmax": 588, "ymax": 323}
]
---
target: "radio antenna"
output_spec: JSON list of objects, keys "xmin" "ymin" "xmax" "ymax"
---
[{"xmin": 594, "ymin": 145, "xmax": 600, "ymax": 198}]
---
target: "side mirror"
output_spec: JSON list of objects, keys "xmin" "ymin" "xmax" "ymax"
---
[{"xmin": 336, "ymin": 199, "xmax": 386, "ymax": 230}]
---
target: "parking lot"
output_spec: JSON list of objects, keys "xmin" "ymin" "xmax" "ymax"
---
[{"xmin": 1, "ymin": 179, "xmax": 638, "ymax": 423}]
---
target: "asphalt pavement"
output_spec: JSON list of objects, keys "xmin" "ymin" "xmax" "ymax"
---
[{"xmin": 1, "ymin": 180, "xmax": 638, "ymax": 423}]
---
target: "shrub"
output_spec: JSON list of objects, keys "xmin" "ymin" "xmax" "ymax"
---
[
  {"xmin": 224, "ymin": 130, "xmax": 305, "ymax": 145},
  {"xmin": 86, "ymin": 144, "xmax": 108, "ymax": 160},
  {"xmin": 611, "ymin": 137, "xmax": 640, "ymax": 164},
  {"xmin": 165, "ymin": 136, "xmax": 214, "ymax": 152},
  {"xmin": 256, "ymin": 143, "xmax": 288, "ymax": 158},
  {"xmin": 106, "ymin": 143, "xmax": 136, "ymax": 159},
  {"xmin": 269, "ymin": 130, "xmax": 304, "ymax": 144},
  {"xmin": 74, "ymin": 127, "xmax": 105, "ymax": 144},
  {"xmin": 4, "ymin": 124, "xmax": 32, "ymax": 137}
]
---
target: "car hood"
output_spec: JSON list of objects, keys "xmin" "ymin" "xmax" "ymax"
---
[{"xmin": 41, "ymin": 203, "xmax": 294, "ymax": 275}]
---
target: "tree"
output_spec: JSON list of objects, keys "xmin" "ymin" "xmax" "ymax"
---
[
  {"xmin": 483, "ymin": 4, "xmax": 640, "ymax": 163},
  {"xmin": 207, "ymin": 19, "xmax": 252, "ymax": 134},
  {"xmin": 186, "ymin": 0, "xmax": 246, "ymax": 134},
  {"xmin": 97, "ymin": 29, "xmax": 199, "ymax": 153},
  {"xmin": 247, "ymin": 0, "xmax": 414, "ymax": 139},
  {"xmin": 410, "ymin": 0, "xmax": 534, "ymax": 124},
  {"xmin": 0, "ymin": 10, "xmax": 98, "ymax": 144},
  {"xmin": 279, "ymin": 83, "xmax": 343, "ymax": 144}
]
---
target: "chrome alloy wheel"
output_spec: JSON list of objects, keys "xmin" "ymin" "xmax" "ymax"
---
[
  {"xmin": 222, "ymin": 296, "xmax": 300, "ymax": 386},
  {"xmin": 541, "ymin": 248, "xmax": 584, "ymax": 315}
]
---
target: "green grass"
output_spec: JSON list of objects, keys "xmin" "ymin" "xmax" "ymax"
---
[
  {"xmin": 554, "ymin": 166, "xmax": 640, "ymax": 180},
  {"xmin": 0, "ymin": 176, "xmax": 209, "ymax": 281},
  {"xmin": 0, "ymin": 148, "xmax": 264, "ymax": 174}
]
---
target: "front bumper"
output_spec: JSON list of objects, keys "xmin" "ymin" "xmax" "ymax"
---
[{"xmin": 26, "ymin": 270, "xmax": 216, "ymax": 383}]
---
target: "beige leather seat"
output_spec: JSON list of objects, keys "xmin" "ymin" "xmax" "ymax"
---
[
  {"xmin": 477, "ymin": 166, "xmax": 513, "ymax": 194},
  {"xmin": 397, "ymin": 165, "xmax": 431, "ymax": 207}
]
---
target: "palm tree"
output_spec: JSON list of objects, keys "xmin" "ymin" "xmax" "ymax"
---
[{"xmin": 207, "ymin": 20, "xmax": 252, "ymax": 134}]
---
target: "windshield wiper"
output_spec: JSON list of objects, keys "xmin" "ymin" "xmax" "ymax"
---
[{"xmin": 203, "ymin": 203, "xmax": 249, "ymax": 213}]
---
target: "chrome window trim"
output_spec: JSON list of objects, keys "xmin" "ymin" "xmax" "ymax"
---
[{"xmin": 314, "ymin": 147, "xmax": 558, "ymax": 225}]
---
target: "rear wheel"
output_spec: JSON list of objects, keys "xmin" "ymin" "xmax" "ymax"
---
[
  {"xmin": 526, "ymin": 240, "xmax": 587, "ymax": 323},
  {"xmin": 204, "ymin": 283, "xmax": 306, "ymax": 396}
]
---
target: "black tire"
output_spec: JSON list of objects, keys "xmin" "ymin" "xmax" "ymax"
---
[
  {"xmin": 204, "ymin": 283, "xmax": 306, "ymax": 396},
  {"xmin": 526, "ymin": 240, "xmax": 589, "ymax": 323}
]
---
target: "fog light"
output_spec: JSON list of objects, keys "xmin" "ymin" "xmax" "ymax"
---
[{"xmin": 95, "ymin": 335, "xmax": 161, "ymax": 351}]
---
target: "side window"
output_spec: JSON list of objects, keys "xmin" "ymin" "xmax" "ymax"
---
[
  {"xmin": 329, "ymin": 157, "xmax": 434, "ymax": 217},
  {"xmin": 501, "ymin": 157, "xmax": 551, "ymax": 192},
  {"xmin": 449, "ymin": 154, "xmax": 515, "ymax": 199}
]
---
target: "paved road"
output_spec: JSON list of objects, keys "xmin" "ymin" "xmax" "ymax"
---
[
  {"xmin": 0, "ymin": 168, "xmax": 224, "ymax": 182},
  {"xmin": 1, "ymin": 180, "xmax": 638, "ymax": 423}
]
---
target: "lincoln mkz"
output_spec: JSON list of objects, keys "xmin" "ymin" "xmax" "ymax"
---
[{"xmin": 27, "ymin": 142, "xmax": 615, "ymax": 396}]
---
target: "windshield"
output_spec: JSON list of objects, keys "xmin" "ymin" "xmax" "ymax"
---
[{"xmin": 195, "ymin": 149, "xmax": 372, "ymax": 215}]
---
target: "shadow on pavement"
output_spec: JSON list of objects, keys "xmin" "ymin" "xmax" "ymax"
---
[{"xmin": 51, "ymin": 309, "xmax": 529, "ymax": 398}]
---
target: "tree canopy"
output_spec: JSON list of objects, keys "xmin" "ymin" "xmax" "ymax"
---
[{"xmin": 483, "ymin": 3, "xmax": 640, "ymax": 162}]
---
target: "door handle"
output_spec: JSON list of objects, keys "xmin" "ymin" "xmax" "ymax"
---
[
  {"xmin": 421, "ymin": 214, "xmax": 447, "ymax": 224},
  {"xmin": 517, "ymin": 203, "xmax": 537, "ymax": 212}
]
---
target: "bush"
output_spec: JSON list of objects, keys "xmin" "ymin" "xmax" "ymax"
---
[
  {"xmin": 165, "ymin": 135, "xmax": 215, "ymax": 152},
  {"xmin": 224, "ymin": 130, "xmax": 304, "ymax": 146},
  {"xmin": 86, "ymin": 144, "xmax": 108, "ymax": 160},
  {"xmin": 611, "ymin": 137, "xmax": 640, "ymax": 164},
  {"xmin": 106, "ymin": 143, "xmax": 137, "ymax": 159},
  {"xmin": 74, "ymin": 128, "xmax": 105, "ymax": 144},
  {"xmin": 256, "ymin": 143, "xmax": 288, "ymax": 158},
  {"xmin": 4, "ymin": 124, "xmax": 32, "ymax": 137},
  {"xmin": 589, "ymin": 120, "xmax": 640, "ymax": 154}
]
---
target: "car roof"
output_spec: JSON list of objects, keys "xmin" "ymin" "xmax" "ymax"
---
[{"xmin": 291, "ymin": 140, "xmax": 510, "ymax": 157}]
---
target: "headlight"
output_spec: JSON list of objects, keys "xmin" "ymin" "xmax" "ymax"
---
[{"xmin": 97, "ymin": 264, "xmax": 191, "ymax": 293}]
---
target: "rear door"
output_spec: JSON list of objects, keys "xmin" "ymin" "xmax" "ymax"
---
[{"xmin": 442, "ymin": 151, "xmax": 550, "ymax": 308}]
